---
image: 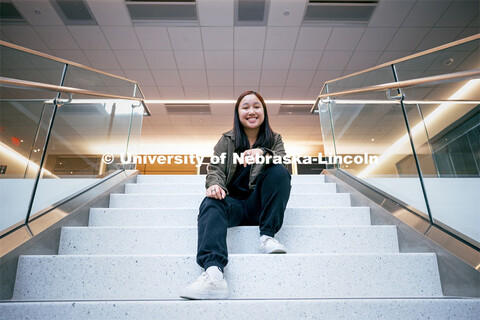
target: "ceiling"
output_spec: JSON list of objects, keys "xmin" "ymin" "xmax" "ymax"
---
[{"xmin": 0, "ymin": 0, "xmax": 479, "ymax": 157}]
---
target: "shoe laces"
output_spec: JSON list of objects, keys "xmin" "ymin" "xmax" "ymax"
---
[{"xmin": 261, "ymin": 236, "xmax": 280, "ymax": 246}]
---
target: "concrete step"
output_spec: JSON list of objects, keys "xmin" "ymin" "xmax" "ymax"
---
[
  {"xmin": 125, "ymin": 183, "xmax": 337, "ymax": 194},
  {"xmin": 12, "ymin": 253, "xmax": 442, "ymax": 300},
  {"xmin": 109, "ymin": 193, "xmax": 351, "ymax": 208},
  {"xmin": 2, "ymin": 298, "xmax": 479, "ymax": 320},
  {"xmin": 58, "ymin": 225, "xmax": 398, "ymax": 255},
  {"xmin": 136, "ymin": 174, "xmax": 326, "ymax": 184},
  {"xmin": 89, "ymin": 207, "xmax": 372, "ymax": 227}
]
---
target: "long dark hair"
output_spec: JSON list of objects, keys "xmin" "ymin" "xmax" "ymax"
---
[{"xmin": 233, "ymin": 90, "xmax": 274, "ymax": 152}]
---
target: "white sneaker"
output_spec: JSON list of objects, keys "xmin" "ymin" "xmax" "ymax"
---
[
  {"xmin": 259, "ymin": 235, "xmax": 287, "ymax": 254},
  {"xmin": 180, "ymin": 272, "xmax": 229, "ymax": 300}
]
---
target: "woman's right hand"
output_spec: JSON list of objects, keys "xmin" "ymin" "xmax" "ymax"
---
[{"xmin": 206, "ymin": 185, "xmax": 226, "ymax": 200}]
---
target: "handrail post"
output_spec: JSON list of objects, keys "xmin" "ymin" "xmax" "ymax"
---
[
  {"xmin": 23, "ymin": 64, "xmax": 69, "ymax": 227},
  {"xmin": 391, "ymin": 64, "xmax": 434, "ymax": 225}
]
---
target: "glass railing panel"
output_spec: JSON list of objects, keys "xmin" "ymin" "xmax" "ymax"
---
[
  {"xmin": 323, "ymin": 65, "xmax": 396, "ymax": 95},
  {"xmin": 401, "ymin": 82, "xmax": 480, "ymax": 245},
  {"xmin": 0, "ymin": 87, "xmax": 57, "ymax": 233},
  {"xmin": 322, "ymin": 91, "xmax": 429, "ymax": 217},
  {"xmin": 62, "ymin": 65, "xmax": 137, "ymax": 98},
  {"xmin": 28, "ymin": 96, "xmax": 143, "ymax": 218},
  {"xmin": 394, "ymin": 37, "xmax": 479, "ymax": 81},
  {"xmin": 0, "ymin": 45, "xmax": 66, "ymax": 85}
]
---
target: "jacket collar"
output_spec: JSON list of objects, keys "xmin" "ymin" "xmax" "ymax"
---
[{"xmin": 223, "ymin": 130, "xmax": 234, "ymax": 138}]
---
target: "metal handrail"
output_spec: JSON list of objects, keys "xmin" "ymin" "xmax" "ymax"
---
[
  {"xmin": 325, "ymin": 34, "xmax": 480, "ymax": 85},
  {"xmin": 0, "ymin": 40, "xmax": 137, "ymax": 84},
  {"xmin": 310, "ymin": 69, "xmax": 480, "ymax": 113},
  {"xmin": 0, "ymin": 77, "xmax": 152, "ymax": 115}
]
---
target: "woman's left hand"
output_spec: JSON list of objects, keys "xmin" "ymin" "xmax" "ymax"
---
[{"xmin": 242, "ymin": 148, "xmax": 265, "ymax": 167}]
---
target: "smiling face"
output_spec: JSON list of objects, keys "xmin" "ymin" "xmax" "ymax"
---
[{"xmin": 237, "ymin": 94, "xmax": 265, "ymax": 131}]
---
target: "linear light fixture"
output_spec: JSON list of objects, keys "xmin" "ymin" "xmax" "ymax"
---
[{"xmin": 146, "ymin": 100, "xmax": 316, "ymax": 104}]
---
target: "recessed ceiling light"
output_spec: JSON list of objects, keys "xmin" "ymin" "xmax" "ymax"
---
[
  {"xmin": 34, "ymin": 9, "xmax": 42, "ymax": 15},
  {"xmin": 443, "ymin": 58, "xmax": 454, "ymax": 66},
  {"xmin": 371, "ymin": 138, "xmax": 375, "ymax": 141},
  {"xmin": 283, "ymin": 10, "xmax": 290, "ymax": 16}
]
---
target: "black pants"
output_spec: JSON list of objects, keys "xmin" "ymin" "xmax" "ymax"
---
[{"xmin": 197, "ymin": 164, "xmax": 291, "ymax": 270}]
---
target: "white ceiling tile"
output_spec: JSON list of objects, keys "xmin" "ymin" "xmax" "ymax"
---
[
  {"xmin": 356, "ymin": 28, "xmax": 397, "ymax": 51},
  {"xmin": 234, "ymin": 86, "xmax": 259, "ymax": 98},
  {"xmin": 169, "ymin": 115, "xmax": 192, "ymax": 125},
  {"xmin": 282, "ymin": 86, "xmax": 309, "ymax": 100},
  {"xmin": 307, "ymin": 86, "xmax": 322, "ymax": 100},
  {"xmin": 345, "ymin": 51, "xmax": 383, "ymax": 71},
  {"xmin": 386, "ymin": 28, "xmax": 430, "ymax": 51},
  {"xmin": 174, "ymin": 51, "xmax": 205, "ymax": 69},
  {"xmin": 262, "ymin": 50, "xmax": 293, "ymax": 69},
  {"xmin": 318, "ymin": 51, "xmax": 352, "ymax": 70},
  {"xmin": 456, "ymin": 27, "xmax": 479, "ymax": 40},
  {"xmin": 286, "ymin": 70, "xmax": 315, "ymax": 87},
  {"xmin": 114, "ymin": 50, "xmax": 149, "ymax": 69},
  {"xmin": 102, "ymin": 27, "xmax": 140, "ymax": 50},
  {"xmin": 51, "ymin": 50, "xmax": 91, "ymax": 66},
  {"xmin": 83, "ymin": 50, "xmax": 120, "ymax": 69},
  {"xmin": 268, "ymin": 0, "xmax": 308, "ymax": 27},
  {"xmin": 179, "ymin": 70, "xmax": 208, "ymax": 86},
  {"xmin": 144, "ymin": 50, "xmax": 177, "ymax": 69},
  {"xmin": 436, "ymin": 1, "xmax": 479, "ymax": 27},
  {"xmin": 34, "ymin": 26, "xmax": 79, "ymax": 49},
  {"xmin": 415, "ymin": 28, "xmax": 464, "ymax": 51},
  {"xmin": 209, "ymin": 86, "xmax": 234, "ymax": 100},
  {"xmin": 265, "ymin": 103, "xmax": 280, "ymax": 115},
  {"xmin": 234, "ymin": 51, "xmax": 263, "ymax": 69},
  {"xmin": 123, "ymin": 70, "xmax": 156, "ymax": 87},
  {"xmin": 259, "ymin": 87, "xmax": 285, "ymax": 100},
  {"xmin": 207, "ymin": 70, "xmax": 234, "ymax": 86},
  {"xmin": 234, "ymin": 70, "xmax": 261, "ymax": 86},
  {"xmin": 139, "ymin": 87, "xmax": 161, "ymax": 99},
  {"xmin": 134, "ymin": 27, "xmax": 171, "ymax": 50},
  {"xmin": 201, "ymin": 27, "xmax": 233, "ymax": 50},
  {"xmin": 295, "ymin": 27, "xmax": 332, "ymax": 50},
  {"xmin": 12, "ymin": 0, "xmax": 63, "ymax": 25},
  {"xmin": 311, "ymin": 70, "xmax": 343, "ymax": 86},
  {"xmin": 158, "ymin": 87, "xmax": 185, "ymax": 99},
  {"xmin": 265, "ymin": 27, "xmax": 299, "ymax": 50},
  {"xmin": 184, "ymin": 87, "xmax": 210, "ymax": 99},
  {"xmin": 0, "ymin": 26, "xmax": 49, "ymax": 50},
  {"xmin": 402, "ymin": 1, "xmax": 451, "ymax": 28},
  {"xmin": 204, "ymin": 51, "xmax": 234, "ymax": 69},
  {"xmin": 377, "ymin": 51, "xmax": 413, "ymax": 65},
  {"xmin": 325, "ymin": 27, "xmax": 365, "ymax": 51},
  {"xmin": 168, "ymin": 27, "xmax": 203, "ymax": 50},
  {"xmin": 85, "ymin": 0, "xmax": 131, "ymax": 26},
  {"xmin": 100, "ymin": 69, "xmax": 126, "ymax": 79},
  {"xmin": 469, "ymin": 14, "xmax": 479, "ymax": 27},
  {"xmin": 67, "ymin": 26, "xmax": 110, "ymax": 50},
  {"xmin": 290, "ymin": 51, "xmax": 322, "ymax": 70},
  {"xmin": 152, "ymin": 70, "xmax": 182, "ymax": 87},
  {"xmin": 368, "ymin": 0, "xmax": 416, "ymax": 27},
  {"xmin": 260, "ymin": 70, "xmax": 289, "ymax": 86},
  {"xmin": 197, "ymin": 0, "xmax": 234, "ymax": 26},
  {"xmin": 234, "ymin": 27, "xmax": 266, "ymax": 50}
]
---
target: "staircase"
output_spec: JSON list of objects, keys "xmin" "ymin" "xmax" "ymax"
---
[{"xmin": 2, "ymin": 175, "xmax": 479, "ymax": 319}]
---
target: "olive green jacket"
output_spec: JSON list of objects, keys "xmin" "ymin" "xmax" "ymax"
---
[{"xmin": 205, "ymin": 130, "xmax": 287, "ymax": 193}]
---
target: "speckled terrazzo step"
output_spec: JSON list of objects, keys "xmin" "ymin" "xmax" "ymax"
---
[
  {"xmin": 2, "ymin": 298, "xmax": 479, "ymax": 320},
  {"xmin": 109, "ymin": 193, "xmax": 351, "ymax": 208},
  {"xmin": 12, "ymin": 253, "xmax": 442, "ymax": 300},
  {"xmin": 88, "ymin": 207, "xmax": 372, "ymax": 227},
  {"xmin": 58, "ymin": 225, "xmax": 398, "ymax": 255},
  {"xmin": 136, "ymin": 174, "xmax": 326, "ymax": 184},
  {"xmin": 125, "ymin": 183, "xmax": 337, "ymax": 194}
]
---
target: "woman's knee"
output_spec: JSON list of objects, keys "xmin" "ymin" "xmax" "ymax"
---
[
  {"xmin": 264, "ymin": 164, "xmax": 291, "ymax": 182},
  {"xmin": 198, "ymin": 197, "xmax": 228, "ymax": 220}
]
